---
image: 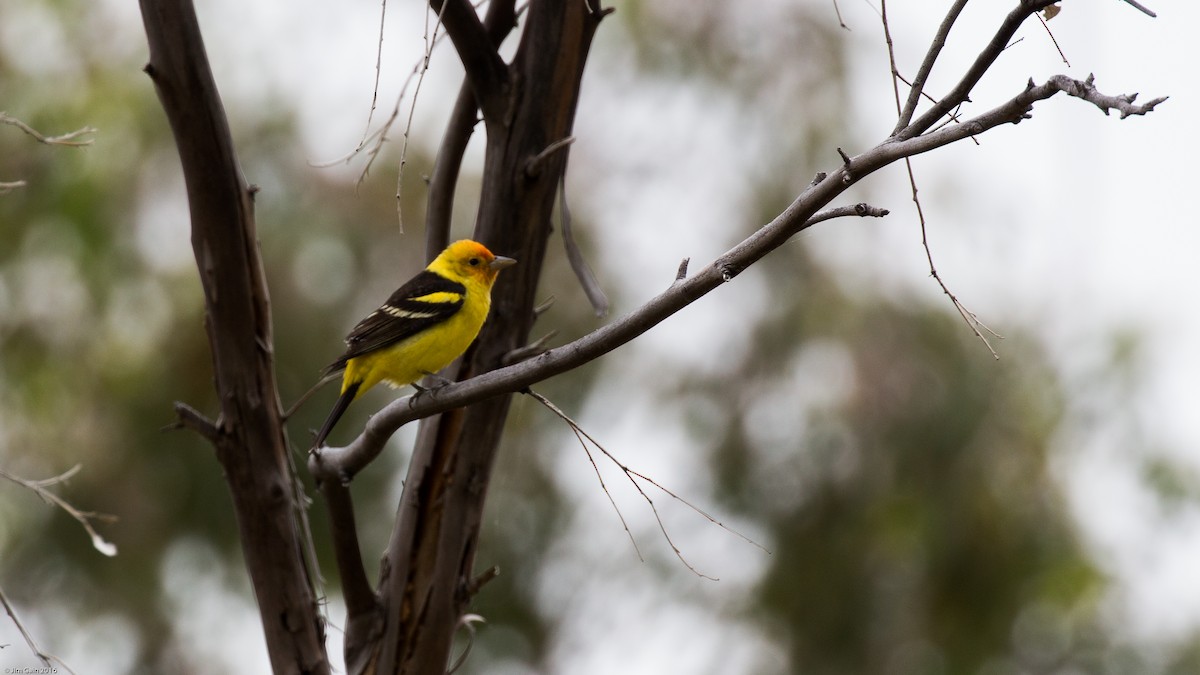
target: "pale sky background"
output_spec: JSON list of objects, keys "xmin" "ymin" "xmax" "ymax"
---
[{"xmin": 3, "ymin": 1, "xmax": 1197, "ymax": 673}]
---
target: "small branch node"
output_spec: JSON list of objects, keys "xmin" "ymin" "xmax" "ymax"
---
[
  {"xmin": 587, "ymin": 0, "xmax": 616, "ymax": 20},
  {"xmin": 674, "ymin": 258, "xmax": 690, "ymax": 282},
  {"xmin": 524, "ymin": 135, "xmax": 576, "ymax": 177},
  {"xmin": 503, "ymin": 331, "xmax": 558, "ymax": 366},
  {"xmin": 810, "ymin": 171, "xmax": 827, "ymax": 187},
  {"xmin": 854, "ymin": 203, "xmax": 891, "ymax": 218},
  {"xmin": 465, "ymin": 566, "xmax": 500, "ymax": 598},
  {"xmin": 165, "ymin": 401, "xmax": 221, "ymax": 443},
  {"xmin": 533, "ymin": 295, "xmax": 556, "ymax": 318},
  {"xmin": 718, "ymin": 261, "xmax": 741, "ymax": 283}
]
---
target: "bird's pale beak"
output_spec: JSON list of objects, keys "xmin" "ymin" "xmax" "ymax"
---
[{"xmin": 490, "ymin": 256, "xmax": 517, "ymax": 271}]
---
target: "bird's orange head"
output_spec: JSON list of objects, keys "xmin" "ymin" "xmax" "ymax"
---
[{"xmin": 432, "ymin": 240, "xmax": 517, "ymax": 288}]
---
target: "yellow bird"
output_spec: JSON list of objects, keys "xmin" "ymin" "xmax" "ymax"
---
[{"xmin": 314, "ymin": 240, "xmax": 516, "ymax": 447}]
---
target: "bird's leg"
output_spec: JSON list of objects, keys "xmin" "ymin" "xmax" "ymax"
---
[{"xmin": 409, "ymin": 372, "xmax": 456, "ymax": 406}]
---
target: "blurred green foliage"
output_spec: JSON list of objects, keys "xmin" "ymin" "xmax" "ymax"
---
[{"xmin": 2, "ymin": 0, "xmax": 1198, "ymax": 674}]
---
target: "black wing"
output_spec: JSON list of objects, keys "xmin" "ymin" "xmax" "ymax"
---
[{"xmin": 324, "ymin": 270, "xmax": 466, "ymax": 373}]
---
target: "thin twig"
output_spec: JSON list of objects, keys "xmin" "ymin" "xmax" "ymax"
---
[
  {"xmin": 0, "ymin": 112, "xmax": 96, "ymax": 146},
  {"xmin": 880, "ymin": 0, "xmax": 903, "ymax": 118},
  {"xmin": 524, "ymin": 390, "xmax": 642, "ymax": 561},
  {"xmin": 0, "ymin": 180, "xmax": 28, "ymax": 194},
  {"xmin": 283, "ymin": 371, "xmax": 341, "ymax": 421},
  {"xmin": 558, "ymin": 170, "xmax": 609, "ymax": 317},
  {"xmin": 308, "ymin": 9, "xmax": 455, "ymax": 179},
  {"xmin": 892, "ymin": 71, "xmax": 978, "ymax": 145},
  {"xmin": 525, "ymin": 136, "xmax": 576, "ymax": 177},
  {"xmin": 527, "ymin": 389, "xmax": 771, "ymax": 579},
  {"xmin": 570, "ymin": 422, "xmax": 644, "ymax": 562},
  {"xmin": 831, "ymin": 0, "xmax": 848, "ymax": 30},
  {"xmin": 1036, "ymin": 12, "xmax": 1069, "ymax": 67},
  {"xmin": 1120, "ymin": 0, "xmax": 1157, "ymax": 18},
  {"xmin": 0, "ymin": 466, "xmax": 118, "ymax": 557},
  {"xmin": 906, "ymin": 157, "xmax": 1002, "ymax": 358},
  {"xmin": 893, "ymin": 0, "xmax": 968, "ymax": 133},
  {"xmin": 900, "ymin": 0, "xmax": 1060, "ymax": 140},
  {"xmin": 357, "ymin": 0, "xmax": 390, "ymax": 150},
  {"xmin": 533, "ymin": 295, "xmax": 556, "ymax": 318},
  {"xmin": 502, "ymin": 330, "xmax": 558, "ymax": 366},
  {"xmin": 394, "ymin": 0, "xmax": 451, "ymax": 234},
  {"xmin": 881, "ymin": 0, "xmax": 1000, "ymax": 358},
  {"xmin": 0, "ymin": 585, "xmax": 77, "ymax": 674},
  {"xmin": 464, "ymin": 566, "xmax": 499, "ymax": 598}
]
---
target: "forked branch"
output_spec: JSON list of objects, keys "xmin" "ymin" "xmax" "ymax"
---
[
  {"xmin": 899, "ymin": 0, "xmax": 1057, "ymax": 140},
  {"xmin": 310, "ymin": 63, "xmax": 1163, "ymax": 483},
  {"xmin": 310, "ymin": 203, "xmax": 890, "ymax": 482},
  {"xmin": 429, "ymin": 0, "xmax": 510, "ymax": 122}
]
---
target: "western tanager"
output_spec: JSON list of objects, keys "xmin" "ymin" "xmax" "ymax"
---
[{"xmin": 313, "ymin": 239, "xmax": 516, "ymax": 448}]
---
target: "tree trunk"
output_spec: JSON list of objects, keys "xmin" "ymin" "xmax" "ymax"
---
[
  {"xmin": 139, "ymin": 0, "xmax": 329, "ymax": 672},
  {"xmin": 376, "ymin": 2, "xmax": 607, "ymax": 672}
]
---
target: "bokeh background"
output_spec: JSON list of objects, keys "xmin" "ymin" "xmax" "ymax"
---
[{"xmin": 2, "ymin": 0, "xmax": 1198, "ymax": 673}]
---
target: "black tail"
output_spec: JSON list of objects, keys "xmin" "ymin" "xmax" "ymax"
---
[{"xmin": 314, "ymin": 380, "xmax": 360, "ymax": 448}]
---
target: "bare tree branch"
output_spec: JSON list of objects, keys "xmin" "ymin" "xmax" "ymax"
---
[
  {"xmin": 308, "ymin": 203, "xmax": 889, "ymax": 482},
  {"xmin": 319, "ymin": 480, "xmax": 382, "ymax": 672},
  {"xmin": 360, "ymin": 0, "xmax": 391, "ymax": 151},
  {"xmin": 892, "ymin": 0, "xmax": 968, "ymax": 133},
  {"xmin": 312, "ymin": 70, "xmax": 1163, "ymax": 483},
  {"xmin": 302, "ymin": 2, "xmax": 1164, "ymax": 672},
  {"xmin": 899, "ymin": 0, "xmax": 1058, "ymax": 140},
  {"xmin": 425, "ymin": 82, "xmax": 483, "ymax": 259},
  {"xmin": 429, "ymin": 0, "xmax": 510, "ymax": 123},
  {"xmin": 881, "ymin": 0, "xmax": 997, "ymax": 355},
  {"xmin": 392, "ymin": 0, "xmax": 452, "ymax": 234},
  {"xmin": 558, "ymin": 168, "xmax": 610, "ymax": 316},
  {"xmin": 1053, "ymin": 72, "xmax": 1168, "ymax": 118},
  {"xmin": 425, "ymin": 0, "xmax": 519, "ymax": 262},
  {"xmin": 138, "ymin": 0, "xmax": 329, "ymax": 671}
]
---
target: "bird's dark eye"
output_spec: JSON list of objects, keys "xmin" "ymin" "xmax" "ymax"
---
[{"xmin": 468, "ymin": 257, "xmax": 481, "ymax": 266}]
